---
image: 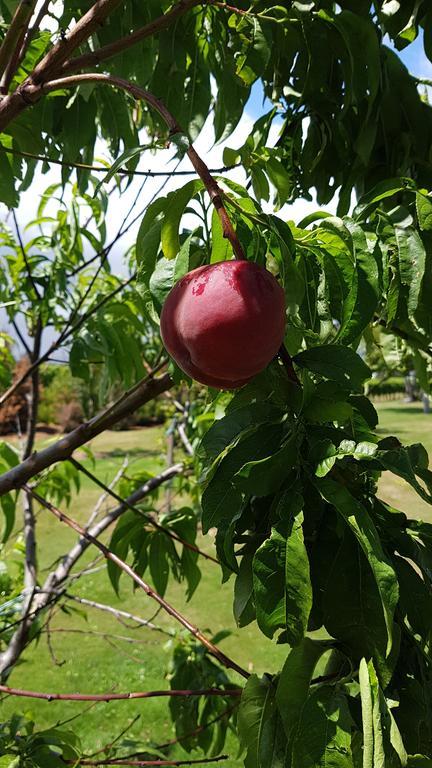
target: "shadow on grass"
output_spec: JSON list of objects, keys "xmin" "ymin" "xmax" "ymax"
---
[
  {"xmin": 94, "ymin": 447, "xmax": 161, "ymax": 459},
  {"xmin": 379, "ymin": 406, "xmax": 430, "ymax": 416}
]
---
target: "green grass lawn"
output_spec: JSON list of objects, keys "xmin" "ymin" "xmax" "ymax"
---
[
  {"xmin": 376, "ymin": 399, "xmax": 432, "ymax": 519},
  {"xmin": 1, "ymin": 399, "xmax": 431, "ymax": 764}
]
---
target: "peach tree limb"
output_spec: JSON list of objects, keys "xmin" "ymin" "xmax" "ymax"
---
[{"xmin": 25, "ymin": 485, "xmax": 250, "ymax": 680}]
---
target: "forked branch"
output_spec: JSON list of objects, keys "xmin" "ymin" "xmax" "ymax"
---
[{"xmin": 25, "ymin": 485, "xmax": 250, "ymax": 680}]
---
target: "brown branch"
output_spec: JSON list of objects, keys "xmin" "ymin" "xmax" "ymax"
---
[
  {"xmin": 278, "ymin": 343, "xmax": 300, "ymax": 385},
  {"xmin": 70, "ymin": 457, "xmax": 218, "ymax": 565},
  {"xmin": 61, "ymin": 0, "xmax": 204, "ymax": 74},
  {"xmin": 25, "ymin": 486, "xmax": 250, "ymax": 680},
  {"xmin": 30, "ymin": 0, "xmax": 124, "ymax": 84},
  {"xmin": 33, "ymin": 72, "xmax": 246, "ymax": 261},
  {"xmin": 23, "ymin": 0, "xmax": 51, "ymax": 49},
  {"xmin": 0, "ymin": 371, "xmax": 173, "ymax": 496},
  {"xmin": 64, "ymin": 758, "xmax": 228, "ymax": 767},
  {"xmin": 0, "ymin": 684, "xmax": 241, "ymax": 702},
  {"xmin": 0, "ymin": 0, "xmax": 37, "ymax": 92}
]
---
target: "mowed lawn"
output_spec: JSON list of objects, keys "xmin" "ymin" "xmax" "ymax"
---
[{"xmin": 1, "ymin": 399, "xmax": 431, "ymax": 763}]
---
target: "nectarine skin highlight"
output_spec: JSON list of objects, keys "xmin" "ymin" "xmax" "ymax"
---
[{"xmin": 160, "ymin": 260, "xmax": 286, "ymax": 389}]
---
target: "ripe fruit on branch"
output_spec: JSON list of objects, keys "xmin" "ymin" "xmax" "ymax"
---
[{"xmin": 160, "ymin": 260, "xmax": 286, "ymax": 389}]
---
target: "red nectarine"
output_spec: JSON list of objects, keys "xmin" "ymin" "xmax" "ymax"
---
[{"xmin": 160, "ymin": 260, "xmax": 286, "ymax": 389}]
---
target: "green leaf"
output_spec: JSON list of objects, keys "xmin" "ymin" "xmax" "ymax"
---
[
  {"xmin": 353, "ymin": 178, "xmax": 412, "ymax": 221},
  {"xmin": 0, "ymin": 757, "xmax": 20, "ymax": 767},
  {"xmin": 238, "ymin": 674, "xmax": 285, "ymax": 768},
  {"xmin": 161, "ymin": 180, "xmax": 203, "ymax": 259},
  {"xmin": 318, "ymin": 478, "xmax": 399, "ymax": 656},
  {"xmin": 323, "ymin": 530, "xmax": 398, "ymax": 687},
  {"xmin": 337, "ymin": 221, "xmax": 380, "ymax": 344},
  {"xmin": 395, "ymin": 224, "xmax": 426, "ymax": 313},
  {"xmin": 294, "ymin": 345, "xmax": 371, "ymax": 391},
  {"xmin": 375, "ymin": 444, "xmax": 432, "ymax": 505},
  {"xmin": 149, "ymin": 533, "xmax": 170, "ymax": 597},
  {"xmin": 198, "ymin": 403, "xmax": 282, "ymax": 464},
  {"xmin": 0, "ymin": 494, "xmax": 16, "ymax": 543},
  {"xmin": 136, "ymin": 197, "xmax": 166, "ymax": 322},
  {"xmin": 211, "ymin": 207, "xmax": 231, "ymax": 263},
  {"xmin": 93, "ymin": 144, "xmax": 149, "ymax": 196},
  {"xmin": 0, "ymin": 151, "xmax": 18, "ymax": 208},
  {"xmin": 234, "ymin": 552, "xmax": 255, "ymax": 627},
  {"xmin": 235, "ymin": 433, "xmax": 298, "ymax": 497},
  {"xmin": 416, "ymin": 192, "xmax": 432, "ymax": 231},
  {"xmin": 276, "ymin": 638, "xmax": 330, "ymax": 743},
  {"xmin": 359, "ymin": 659, "xmax": 374, "ymax": 768},
  {"xmin": 291, "ymin": 687, "xmax": 353, "ymax": 767},
  {"xmin": 253, "ymin": 502, "xmax": 312, "ymax": 644}
]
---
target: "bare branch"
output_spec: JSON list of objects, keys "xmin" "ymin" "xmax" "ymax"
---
[
  {"xmin": 177, "ymin": 424, "xmax": 194, "ymax": 457},
  {"xmin": 23, "ymin": 0, "xmax": 52, "ymax": 48},
  {"xmin": 68, "ymin": 458, "xmax": 217, "ymax": 565},
  {"xmin": 30, "ymin": 0, "xmax": 124, "ymax": 84},
  {"xmin": 0, "ymin": 684, "xmax": 241, "ymax": 702},
  {"xmin": 0, "ymin": 465, "xmax": 181, "ymax": 677},
  {"xmin": 0, "ymin": 370, "xmax": 173, "ymax": 496},
  {"xmin": 65, "ymin": 757, "xmax": 229, "ymax": 767},
  {"xmin": 85, "ymin": 457, "xmax": 128, "ymax": 530},
  {"xmin": 61, "ymin": 0, "xmax": 203, "ymax": 74},
  {"xmin": 0, "ymin": 145, "xmax": 239, "ymax": 178},
  {"xmin": 26, "ymin": 486, "xmax": 250, "ymax": 680},
  {"xmin": 63, "ymin": 594, "xmax": 174, "ymax": 637}
]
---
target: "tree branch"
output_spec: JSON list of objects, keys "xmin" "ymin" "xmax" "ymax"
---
[
  {"xmin": 42, "ymin": 73, "xmax": 246, "ymax": 261},
  {"xmin": 0, "ymin": 0, "xmax": 37, "ymax": 92},
  {"xmin": 63, "ymin": 594, "xmax": 174, "ymax": 637},
  {"xmin": 0, "ymin": 371, "xmax": 173, "ymax": 496},
  {"xmin": 0, "ymin": 145, "xmax": 240, "ymax": 178},
  {"xmin": 61, "ymin": 0, "xmax": 203, "ymax": 74},
  {"xmin": 0, "ymin": 684, "xmax": 241, "ymax": 701},
  {"xmin": 0, "ymin": 463, "xmax": 182, "ymax": 677},
  {"xmin": 30, "ymin": 0, "xmax": 124, "ymax": 84},
  {"xmin": 64, "ymin": 758, "xmax": 228, "ymax": 767},
  {"xmin": 69, "ymin": 458, "xmax": 218, "ymax": 565},
  {"xmin": 25, "ymin": 486, "xmax": 250, "ymax": 680}
]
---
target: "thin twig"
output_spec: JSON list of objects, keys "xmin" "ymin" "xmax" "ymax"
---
[
  {"xmin": 85, "ymin": 458, "xmax": 129, "ymax": 530},
  {"xmin": 25, "ymin": 486, "xmax": 249, "ymax": 680},
  {"xmin": 0, "ymin": 145, "xmax": 239, "ymax": 177},
  {"xmin": 70, "ymin": 457, "xmax": 218, "ymax": 565},
  {"xmin": 64, "ymin": 758, "xmax": 228, "ymax": 767},
  {"xmin": 12, "ymin": 209, "xmax": 41, "ymax": 300},
  {"xmin": 63, "ymin": 594, "xmax": 174, "ymax": 637},
  {"xmin": 41, "ymin": 73, "xmax": 246, "ymax": 261},
  {"xmin": 0, "ymin": 272, "xmax": 136, "ymax": 407},
  {"xmin": 0, "ymin": 684, "xmax": 241, "ymax": 702}
]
